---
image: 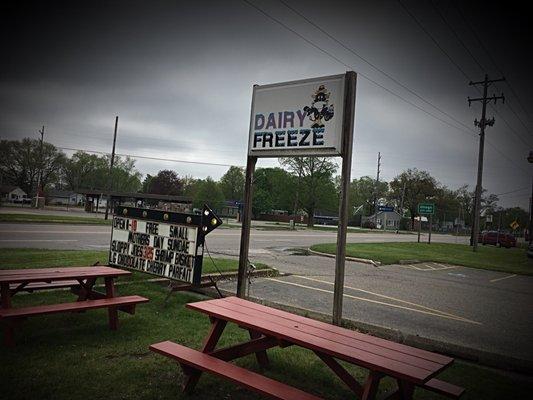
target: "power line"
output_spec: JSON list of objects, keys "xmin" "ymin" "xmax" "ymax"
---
[
  {"xmin": 428, "ymin": 0, "xmax": 532, "ymax": 148},
  {"xmin": 452, "ymin": 0, "xmax": 532, "ymax": 128},
  {"xmin": 249, "ymin": 0, "xmax": 528, "ymax": 176},
  {"xmin": 241, "ymin": 0, "xmax": 477, "ymax": 140},
  {"xmin": 495, "ymin": 187, "xmax": 529, "ymax": 196},
  {"xmin": 57, "ymin": 146, "xmax": 241, "ymax": 168},
  {"xmin": 396, "ymin": 0, "xmax": 529, "ymax": 175},
  {"xmin": 278, "ymin": 0, "xmax": 478, "ymax": 137}
]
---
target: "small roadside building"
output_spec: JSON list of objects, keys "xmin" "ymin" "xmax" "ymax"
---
[
  {"xmin": 46, "ymin": 190, "xmax": 85, "ymax": 206},
  {"xmin": 0, "ymin": 185, "xmax": 28, "ymax": 203},
  {"xmin": 363, "ymin": 210, "xmax": 402, "ymax": 230}
]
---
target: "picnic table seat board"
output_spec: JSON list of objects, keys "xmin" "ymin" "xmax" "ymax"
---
[
  {"xmin": 151, "ymin": 296, "xmax": 464, "ymax": 400},
  {"xmin": 150, "ymin": 341, "xmax": 325, "ymax": 400},
  {"xmin": 0, "ymin": 266, "xmax": 148, "ymax": 346}
]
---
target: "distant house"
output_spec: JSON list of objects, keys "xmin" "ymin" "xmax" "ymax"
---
[
  {"xmin": 0, "ymin": 185, "xmax": 28, "ymax": 203},
  {"xmin": 363, "ymin": 210, "xmax": 402, "ymax": 230},
  {"xmin": 46, "ymin": 190, "xmax": 84, "ymax": 206}
]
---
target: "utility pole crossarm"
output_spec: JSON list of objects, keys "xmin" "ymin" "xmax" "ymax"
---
[{"xmin": 469, "ymin": 77, "xmax": 505, "ymax": 86}]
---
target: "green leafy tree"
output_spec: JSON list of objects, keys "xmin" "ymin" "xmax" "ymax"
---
[
  {"xmin": 389, "ymin": 168, "xmax": 438, "ymax": 229},
  {"xmin": 144, "ymin": 170, "xmax": 182, "ymax": 195},
  {"xmin": 279, "ymin": 157, "xmax": 338, "ymax": 227},
  {"xmin": 219, "ymin": 166, "xmax": 245, "ymax": 201},
  {"xmin": 350, "ymin": 176, "xmax": 388, "ymax": 216},
  {"xmin": 192, "ymin": 177, "xmax": 225, "ymax": 211},
  {"xmin": 62, "ymin": 152, "xmax": 141, "ymax": 192},
  {"xmin": 0, "ymin": 138, "xmax": 66, "ymax": 195},
  {"xmin": 252, "ymin": 167, "xmax": 296, "ymax": 216}
]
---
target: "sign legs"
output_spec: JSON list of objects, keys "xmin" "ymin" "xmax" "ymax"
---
[{"xmin": 237, "ymin": 156, "xmax": 257, "ymax": 298}]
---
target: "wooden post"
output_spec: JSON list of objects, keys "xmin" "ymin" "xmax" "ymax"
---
[
  {"xmin": 428, "ymin": 214, "xmax": 432, "ymax": 244},
  {"xmin": 237, "ymin": 155, "xmax": 257, "ymax": 298},
  {"xmin": 417, "ymin": 215, "xmax": 421, "ymax": 243},
  {"xmin": 332, "ymin": 71, "xmax": 357, "ymax": 326}
]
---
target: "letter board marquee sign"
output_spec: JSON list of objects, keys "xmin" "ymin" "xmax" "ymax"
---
[
  {"xmin": 248, "ymin": 74, "xmax": 346, "ymax": 157},
  {"xmin": 109, "ymin": 205, "xmax": 222, "ymax": 285}
]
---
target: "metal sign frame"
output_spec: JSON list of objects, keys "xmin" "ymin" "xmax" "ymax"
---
[
  {"xmin": 237, "ymin": 71, "xmax": 357, "ymax": 326},
  {"xmin": 109, "ymin": 205, "xmax": 222, "ymax": 285}
]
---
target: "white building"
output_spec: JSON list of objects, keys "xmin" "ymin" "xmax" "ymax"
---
[{"xmin": 0, "ymin": 185, "xmax": 28, "ymax": 203}]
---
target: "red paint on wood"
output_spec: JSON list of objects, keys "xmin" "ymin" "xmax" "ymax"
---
[{"xmin": 150, "ymin": 341, "xmax": 324, "ymax": 400}]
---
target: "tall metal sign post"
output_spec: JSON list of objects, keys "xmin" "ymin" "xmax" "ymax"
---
[{"xmin": 236, "ymin": 72, "xmax": 357, "ymax": 326}]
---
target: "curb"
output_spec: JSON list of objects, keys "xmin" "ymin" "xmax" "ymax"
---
[
  {"xmin": 307, "ymin": 248, "xmax": 381, "ymax": 266},
  {"xmin": 194, "ymin": 287, "xmax": 533, "ymax": 374}
]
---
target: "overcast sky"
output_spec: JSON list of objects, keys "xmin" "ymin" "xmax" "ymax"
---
[{"xmin": 1, "ymin": 0, "xmax": 532, "ymax": 208}]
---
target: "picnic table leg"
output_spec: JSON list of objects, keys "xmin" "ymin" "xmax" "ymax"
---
[
  {"xmin": 1, "ymin": 283, "xmax": 15, "ymax": 346},
  {"xmin": 314, "ymin": 351, "xmax": 363, "ymax": 397},
  {"xmin": 182, "ymin": 318, "xmax": 227, "ymax": 393},
  {"xmin": 396, "ymin": 379, "xmax": 415, "ymax": 400},
  {"xmin": 77, "ymin": 277, "xmax": 97, "ymax": 301},
  {"xmin": 361, "ymin": 371, "xmax": 383, "ymax": 400},
  {"xmin": 104, "ymin": 277, "xmax": 118, "ymax": 331},
  {"xmin": 248, "ymin": 329, "xmax": 269, "ymax": 368}
]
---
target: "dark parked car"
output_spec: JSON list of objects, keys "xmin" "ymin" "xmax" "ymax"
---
[
  {"xmin": 481, "ymin": 231, "xmax": 516, "ymax": 248},
  {"xmin": 527, "ymin": 243, "xmax": 533, "ymax": 259}
]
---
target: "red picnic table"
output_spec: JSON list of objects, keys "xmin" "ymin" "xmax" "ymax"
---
[
  {"xmin": 0, "ymin": 266, "xmax": 148, "ymax": 346},
  {"xmin": 150, "ymin": 296, "xmax": 464, "ymax": 399}
]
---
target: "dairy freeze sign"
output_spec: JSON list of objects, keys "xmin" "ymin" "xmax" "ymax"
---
[
  {"xmin": 248, "ymin": 74, "xmax": 346, "ymax": 157},
  {"xmin": 109, "ymin": 206, "xmax": 221, "ymax": 285}
]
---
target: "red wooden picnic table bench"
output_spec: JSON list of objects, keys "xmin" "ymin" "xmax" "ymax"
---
[
  {"xmin": 150, "ymin": 296, "xmax": 464, "ymax": 400},
  {"xmin": 0, "ymin": 266, "xmax": 149, "ymax": 346}
]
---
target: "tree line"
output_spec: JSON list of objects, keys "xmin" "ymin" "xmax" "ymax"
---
[{"xmin": 1, "ymin": 138, "xmax": 527, "ymax": 230}]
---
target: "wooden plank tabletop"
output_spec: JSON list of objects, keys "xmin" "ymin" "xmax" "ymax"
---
[
  {"xmin": 187, "ymin": 297, "xmax": 454, "ymax": 385},
  {"xmin": 0, "ymin": 266, "xmax": 131, "ymax": 284}
]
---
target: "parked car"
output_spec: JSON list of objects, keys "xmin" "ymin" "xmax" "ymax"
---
[
  {"xmin": 481, "ymin": 231, "xmax": 516, "ymax": 248},
  {"xmin": 527, "ymin": 243, "xmax": 533, "ymax": 259}
]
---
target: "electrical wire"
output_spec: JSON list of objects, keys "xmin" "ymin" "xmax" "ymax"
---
[
  {"xmin": 241, "ymin": 0, "xmax": 476, "ymax": 140},
  {"xmin": 395, "ymin": 0, "xmax": 530, "ymax": 175},
  {"xmin": 428, "ymin": 0, "xmax": 532, "ymax": 148},
  {"xmin": 57, "ymin": 146, "xmax": 243, "ymax": 168},
  {"xmin": 452, "ymin": 0, "xmax": 532, "ymax": 128}
]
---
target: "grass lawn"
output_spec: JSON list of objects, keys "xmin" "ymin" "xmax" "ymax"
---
[
  {"xmin": 0, "ymin": 280, "xmax": 532, "ymax": 399},
  {"xmin": 0, "ymin": 248, "xmax": 266, "ymax": 276},
  {"xmin": 310, "ymin": 242, "xmax": 533, "ymax": 275},
  {"xmin": 0, "ymin": 212, "xmax": 111, "ymax": 225}
]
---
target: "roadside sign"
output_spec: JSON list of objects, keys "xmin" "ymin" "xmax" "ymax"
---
[
  {"xmin": 248, "ymin": 74, "xmax": 346, "ymax": 157},
  {"xmin": 418, "ymin": 203, "xmax": 435, "ymax": 215},
  {"xmin": 109, "ymin": 205, "xmax": 222, "ymax": 285},
  {"xmin": 378, "ymin": 205, "xmax": 394, "ymax": 212},
  {"xmin": 510, "ymin": 220, "xmax": 519, "ymax": 230}
]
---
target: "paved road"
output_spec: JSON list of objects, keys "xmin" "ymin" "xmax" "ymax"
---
[{"xmin": 1, "ymin": 222, "xmax": 531, "ymax": 365}]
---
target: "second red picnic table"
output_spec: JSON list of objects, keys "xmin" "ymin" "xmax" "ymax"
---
[{"xmin": 151, "ymin": 296, "xmax": 464, "ymax": 399}]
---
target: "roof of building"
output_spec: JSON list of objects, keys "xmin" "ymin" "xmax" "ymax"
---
[
  {"xmin": 0, "ymin": 185, "xmax": 24, "ymax": 195},
  {"xmin": 76, "ymin": 189, "xmax": 192, "ymax": 204}
]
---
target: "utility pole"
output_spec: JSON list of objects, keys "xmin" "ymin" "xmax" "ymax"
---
[
  {"xmin": 527, "ymin": 150, "xmax": 533, "ymax": 246},
  {"xmin": 374, "ymin": 152, "xmax": 381, "ymax": 227},
  {"xmin": 468, "ymin": 74, "xmax": 505, "ymax": 252},
  {"xmin": 104, "ymin": 116, "xmax": 119, "ymax": 220},
  {"xmin": 34, "ymin": 126, "xmax": 45, "ymax": 208}
]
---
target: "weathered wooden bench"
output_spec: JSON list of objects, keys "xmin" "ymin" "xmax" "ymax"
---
[
  {"xmin": 150, "ymin": 297, "xmax": 465, "ymax": 400},
  {"xmin": 150, "ymin": 341, "xmax": 324, "ymax": 400}
]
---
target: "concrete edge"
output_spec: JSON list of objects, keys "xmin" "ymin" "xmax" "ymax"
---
[
  {"xmin": 193, "ymin": 287, "xmax": 533, "ymax": 375},
  {"xmin": 307, "ymin": 248, "xmax": 382, "ymax": 266}
]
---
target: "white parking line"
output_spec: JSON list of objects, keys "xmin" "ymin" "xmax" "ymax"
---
[
  {"xmin": 266, "ymin": 278, "xmax": 481, "ymax": 325},
  {"xmin": 489, "ymin": 274, "xmax": 517, "ymax": 283}
]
